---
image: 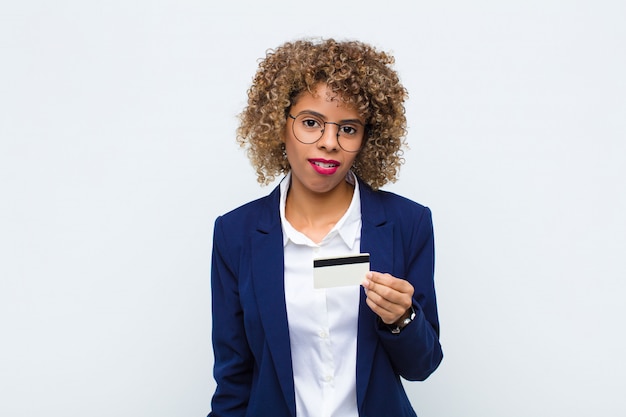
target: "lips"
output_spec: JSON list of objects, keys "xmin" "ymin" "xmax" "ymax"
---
[{"xmin": 309, "ymin": 158, "xmax": 340, "ymax": 175}]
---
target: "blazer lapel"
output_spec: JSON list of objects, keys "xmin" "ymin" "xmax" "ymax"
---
[
  {"xmin": 356, "ymin": 181, "xmax": 394, "ymax": 409},
  {"xmin": 246, "ymin": 180, "xmax": 394, "ymax": 414},
  {"xmin": 249, "ymin": 186, "xmax": 296, "ymax": 417}
]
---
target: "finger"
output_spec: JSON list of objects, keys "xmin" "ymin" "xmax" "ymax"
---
[
  {"xmin": 365, "ymin": 295, "xmax": 409, "ymax": 325},
  {"xmin": 365, "ymin": 297, "xmax": 398, "ymax": 324},
  {"xmin": 363, "ymin": 278, "xmax": 412, "ymax": 308},
  {"xmin": 366, "ymin": 271, "xmax": 394, "ymax": 286},
  {"xmin": 367, "ymin": 271, "xmax": 414, "ymax": 294},
  {"xmin": 365, "ymin": 288, "xmax": 409, "ymax": 316}
]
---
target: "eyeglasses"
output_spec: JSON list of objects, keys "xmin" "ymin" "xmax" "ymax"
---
[{"xmin": 288, "ymin": 112, "xmax": 365, "ymax": 153}]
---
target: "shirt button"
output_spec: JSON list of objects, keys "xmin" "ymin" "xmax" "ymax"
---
[
  {"xmin": 319, "ymin": 330, "xmax": 328, "ymax": 339},
  {"xmin": 324, "ymin": 375, "xmax": 333, "ymax": 382}
]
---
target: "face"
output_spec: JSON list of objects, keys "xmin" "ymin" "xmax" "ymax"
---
[{"xmin": 283, "ymin": 84, "xmax": 364, "ymax": 196}]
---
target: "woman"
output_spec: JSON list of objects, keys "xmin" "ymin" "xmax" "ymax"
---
[{"xmin": 209, "ymin": 38, "xmax": 443, "ymax": 417}]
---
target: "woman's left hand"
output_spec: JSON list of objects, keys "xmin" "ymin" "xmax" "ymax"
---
[{"xmin": 362, "ymin": 271, "xmax": 414, "ymax": 325}]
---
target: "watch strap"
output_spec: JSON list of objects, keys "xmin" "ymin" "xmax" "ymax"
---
[{"xmin": 389, "ymin": 306, "xmax": 416, "ymax": 334}]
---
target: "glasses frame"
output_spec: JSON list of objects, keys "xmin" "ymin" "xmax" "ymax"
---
[{"xmin": 288, "ymin": 113, "xmax": 365, "ymax": 153}]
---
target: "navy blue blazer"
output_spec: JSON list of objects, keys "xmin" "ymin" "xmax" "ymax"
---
[{"xmin": 209, "ymin": 178, "xmax": 443, "ymax": 417}]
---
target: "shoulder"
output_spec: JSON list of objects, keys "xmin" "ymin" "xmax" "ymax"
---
[
  {"xmin": 359, "ymin": 179, "xmax": 432, "ymax": 225},
  {"xmin": 374, "ymin": 188, "xmax": 428, "ymax": 210},
  {"xmin": 214, "ymin": 185, "xmax": 281, "ymax": 232}
]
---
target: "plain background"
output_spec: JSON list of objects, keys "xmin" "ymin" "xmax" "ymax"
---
[{"xmin": 1, "ymin": 1, "xmax": 625, "ymax": 416}]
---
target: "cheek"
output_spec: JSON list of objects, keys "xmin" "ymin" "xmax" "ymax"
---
[
  {"xmin": 345, "ymin": 152, "xmax": 359, "ymax": 168},
  {"xmin": 283, "ymin": 131, "xmax": 302, "ymax": 156}
]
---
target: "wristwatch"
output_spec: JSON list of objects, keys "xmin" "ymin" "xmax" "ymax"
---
[{"xmin": 389, "ymin": 307, "xmax": 416, "ymax": 334}]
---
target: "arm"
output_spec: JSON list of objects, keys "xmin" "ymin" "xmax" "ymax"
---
[
  {"xmin": 208, "ymin": 217, "xmax": 253, "ymax": 417},
  {"xmin": 363, "ymin": 206, "xmax": 443, "ymax": 381}
]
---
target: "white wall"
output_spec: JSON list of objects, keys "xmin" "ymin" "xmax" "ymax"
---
[{"xmin": 1, "ymin": 1, "xmax": 625, "ymax": 416}]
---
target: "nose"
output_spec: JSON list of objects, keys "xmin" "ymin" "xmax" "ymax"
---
[{"xmin": 317, "ymin": 122, "xmax": 341, "ymax": 150}]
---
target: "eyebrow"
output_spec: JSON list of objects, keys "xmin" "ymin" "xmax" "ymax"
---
[{"xmin": 296, "ymin": 110, "xmax": 364, "ymax": 125}]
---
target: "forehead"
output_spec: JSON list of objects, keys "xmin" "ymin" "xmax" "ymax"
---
[{"xmin": 291, "ymin": 84, "xmax": 360, "ymax": 118}]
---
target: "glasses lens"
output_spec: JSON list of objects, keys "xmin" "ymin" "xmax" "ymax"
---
[
  {"xmin": 291, "ymin": 113, "xmax": 364, "ymax": 152},
  {"xmin": 292, "ymin": 114, "xmax": 323, "ymax": 144},
  {"xmin": 336, "ymin": 123, "xmax": 364, "ymax": 152}
]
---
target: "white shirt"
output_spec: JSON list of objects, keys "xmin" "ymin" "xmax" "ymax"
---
[{"xmin": 280, "ymin": 172, "xmax": 361, "ymax": 417}]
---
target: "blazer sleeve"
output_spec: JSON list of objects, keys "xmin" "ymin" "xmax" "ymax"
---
[
  {"xmin": 376, "ymin": 205, "xmax": 443, "ymax": 381},
  {"xmin": 208, "ymin": 216, "xmax": 253, "ymax": 417}
]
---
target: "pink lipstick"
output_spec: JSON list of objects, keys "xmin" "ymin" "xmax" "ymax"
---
[{"xmin": 309, "ymin": 158, "xmax": 340, "ymax": 175}]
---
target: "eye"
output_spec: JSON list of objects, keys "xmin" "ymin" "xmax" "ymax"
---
[
  {"xmin": 339, "ymin": 124, "xmax": 359, "ymax": 136},
  {"xmin": 300, "ymin": 117, "xmax": 323, "ymax": 130}
]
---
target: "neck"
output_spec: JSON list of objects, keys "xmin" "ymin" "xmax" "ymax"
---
[{"xmin": 285, "ymin": 177, "xmax": 354, "ymax": 243}]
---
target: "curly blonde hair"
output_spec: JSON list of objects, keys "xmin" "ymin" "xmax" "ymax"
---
[{"xmin": 237, "ymin": 38, "xmax": 409, "ymax": 190}]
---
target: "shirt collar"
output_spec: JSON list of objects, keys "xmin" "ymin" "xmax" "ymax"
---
[{"xmin": 279, "ymin": 171, "xmax": 361, "ymax": 249}]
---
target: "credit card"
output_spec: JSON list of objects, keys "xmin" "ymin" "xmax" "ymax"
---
[{"xmin": 313, "ymin": 253, "xmax": 370, "ymax": 289}]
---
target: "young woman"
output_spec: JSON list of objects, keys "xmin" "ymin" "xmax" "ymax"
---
[{"xmin": 209, "ymin": 38, "xmax": 443, "ymax": 417}]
